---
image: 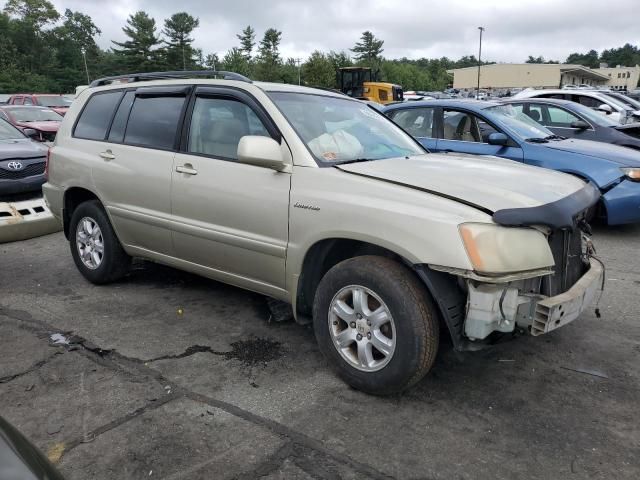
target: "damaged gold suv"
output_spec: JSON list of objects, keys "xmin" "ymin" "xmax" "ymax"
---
[{"xmin": 43, "ymin": 71, "xmax": 603, "ymax": 394}]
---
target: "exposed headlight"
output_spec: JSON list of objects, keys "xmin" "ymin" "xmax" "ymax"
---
[
  {"xmin": 621, "ymin": 167, "xmax": 640, "ymax": 181},
  {"xmin": 458, "ymin": 223, "xmax": 554, "ymax": 275}
]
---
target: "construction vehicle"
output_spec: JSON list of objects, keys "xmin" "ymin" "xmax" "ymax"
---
[{"xmin": 337, "ymin": 67, "xmax": 403, "ymax": 104}]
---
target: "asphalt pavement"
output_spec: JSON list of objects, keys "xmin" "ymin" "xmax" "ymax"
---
[{"xmin": 1, "ymin": 224, "xmax": 639, "ymax": 479}]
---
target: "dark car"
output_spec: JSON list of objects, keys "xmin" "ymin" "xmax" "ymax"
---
[
  {"xmin": 501, "ymin": 98, "xmax": 640, "ymax": 150},
  {"xmin": 383, "ymin": 99, "xmax": 640, "ymax": 225},
  {"xmin": 0, "ymin": 118, "xmax": 48, "ymax": 198},
  {"xmin": 0, "ymin": 106, "xmax": 62, "ymax": 142},
  {"xmin": 7, "ymin": 94, "xmax": 72, "ymax": 116},
  {"xmin": 0, "ymin": 415, "xmax": 65, "ymax": 480}
]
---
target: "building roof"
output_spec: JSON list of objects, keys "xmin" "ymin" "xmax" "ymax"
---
[{"xmin": 447, "ymin": 63, "xmax": 610, "ymax": 81}]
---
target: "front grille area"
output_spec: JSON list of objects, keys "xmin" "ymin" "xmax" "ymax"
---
[
  {"xmin": 0, "ymin": 161, "xmax": 46, "ymax": 179},
  {"xmin": 542, "ymin": 228, "xmax": 588, "ymax": 297}
]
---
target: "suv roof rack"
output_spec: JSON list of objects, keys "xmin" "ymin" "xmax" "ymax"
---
[{"xmin": 89, "ymin": 70, "xmax": 252, "ymax": 88}]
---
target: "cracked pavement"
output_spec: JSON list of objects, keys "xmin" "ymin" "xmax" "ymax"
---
[{"xmin": 1, "ymin": 225, "xmax": 639, "ymax": 479}]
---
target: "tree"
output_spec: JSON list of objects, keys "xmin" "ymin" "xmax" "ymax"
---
[
  {"xmin": 112, "ymin": 11, "xmax": 162, "ymax": 71},
  {"xmin": 237, "ymin": 25, "xmax": 256, "ymax": 60},
  {"xmin": 3, "ymin": 0, "xmax": 58, "ymax": 27},
  {"xmin": 303, "ymin": 51, "xmax": 336, "ymax": 87},
  {"xmin": 565, "ymin": 49, "xmax": 600, "ymax": 68},
  {"xmin": 254, "ymin": 28, "xmax": 282, "ymax": 81},
  {"xmin": 204, "ymin": 52, "xmax": 219, "ymax": 70},
  {"xmin": 220, "ymin": 48, "xmax": 250, "ymax": 76},
  {"xmin": 162, "ymin": 12, "xmax": 200, "ymax": 70},
  {"xmin": 351, "ymin": 31, "xmax": 384, "ymax": 65}
]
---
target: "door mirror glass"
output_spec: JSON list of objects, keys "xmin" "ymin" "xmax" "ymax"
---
[
  {"xmin": 487, "ymin": 132, "xmax": 509, "ymax": 146},
  {"xmin": 570, "ymin": 120, "xmax": 590, "ymax": 130},
  {"xmin": 237, "ymin": 136, "xmax": 286, "ymax": 171},
  {"xmin": 597, "ymin": 104, "xmax": 613, "ymax": 114}
]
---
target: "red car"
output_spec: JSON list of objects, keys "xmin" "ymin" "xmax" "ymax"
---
[
  {"xmin": 7, "ymin": 94, "xmax": 72, "ymax": 116},
  {"xmin": 0, "ymin": 105, "xmax": 62, "ymax": 142}
]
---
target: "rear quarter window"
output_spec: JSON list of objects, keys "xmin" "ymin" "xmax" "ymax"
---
[{"xmin": 74, "ymin": 91, "xmax": 124, "ymax": 140}]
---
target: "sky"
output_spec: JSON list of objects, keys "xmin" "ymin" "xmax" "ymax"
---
[{"xmin": 47, "ymin": 0, "xmax": 640, "ymax": 63}]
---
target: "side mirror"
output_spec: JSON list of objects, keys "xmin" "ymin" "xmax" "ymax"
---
[
  {"xmin": 487, "ymin": 132, "xmax": 509, "ymax": 146},
  {"xmin": 22, "ymin": 128, "xmax": 39, "ymax": 140},
  {"xmin": 597, "ymin": 104, "xmax": 613, "ymax": 115},
  {"xmin": 570, "ymin": 120, "xmax": 589, "ymax": 130},
  {"xmin": 237, "ymin": 136, "xmax": 287, "ymax": 171}
]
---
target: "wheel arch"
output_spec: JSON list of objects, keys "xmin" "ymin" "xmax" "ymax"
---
[{"xmin": 62, "ymin": 187, "xmax": 101, "ymax": 239}]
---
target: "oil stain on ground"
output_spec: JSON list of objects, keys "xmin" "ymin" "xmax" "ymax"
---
[{"xmin": 223, "ymin": 337, "xmax": 284, "ymax": 367}]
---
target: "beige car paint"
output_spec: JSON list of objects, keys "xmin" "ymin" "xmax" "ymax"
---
[{"xmin": 44, "ymin": 79, "xmax": 587, "ymax": 310}]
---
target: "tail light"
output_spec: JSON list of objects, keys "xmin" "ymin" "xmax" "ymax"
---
[{"xmin": 45, "ymin": 146, "xmax": 51, "ymax": 180}]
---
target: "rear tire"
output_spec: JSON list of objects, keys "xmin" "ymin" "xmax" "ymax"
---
[
  {"xmin": 313, "ymin": 255, "xmax": 439, "ymax": 395},
  {"xmin": 69, "ymin": 200, "xmax": 130, "ymax": 284}
]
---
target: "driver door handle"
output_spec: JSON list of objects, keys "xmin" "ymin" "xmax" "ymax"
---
[
  {"xmin": 99, "ymin": 150, "xmax": 115, "ymax": 161},
  {"xmin": 176, "ymin": 164, "xmax": 198, "ymax": 175}
]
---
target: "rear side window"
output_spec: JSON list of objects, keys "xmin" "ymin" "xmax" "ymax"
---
[
  {"xmin": 108, "ymin": 91, "xmax": 135, "ymax": 143},
  {"xmin": 23, "ymin": 97, "xmax": 33, "ymax": 105},
  {"xmin": 124, "ymin": 96, "xmax": 186, "ymax": 150},
  {"xmin": 74, "ymin": 91, "xmax": 124, "ymax": 140}
]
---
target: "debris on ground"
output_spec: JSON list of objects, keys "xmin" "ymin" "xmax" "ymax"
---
[
  {"xmin": 561, "ymin": 366, "xmax": 609, "ymax": 379},
  {"xmin": 223, "ymin": 337, "xmax": 283, "ymax": 367},
  {"xmin": 49, "ymin": 333, "xmax": 69, "ymax": 345},
  {"xmin": 46, "ymin": 442, "xmax": 65, "ymax": 464}
]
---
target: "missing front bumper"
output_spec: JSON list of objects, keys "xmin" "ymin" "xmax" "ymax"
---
[{"xmin": 0, "ymin": 196, "xmax": 62, "ymax": 243}]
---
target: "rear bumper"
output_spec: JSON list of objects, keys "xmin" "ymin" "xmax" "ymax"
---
[
  {"xmin": 602, "ymin": 179, "xmax": 640, "ymax": 225},
  {"xmin": 0, "ymin": 196, "xmax": 62, "ymax": 243}
]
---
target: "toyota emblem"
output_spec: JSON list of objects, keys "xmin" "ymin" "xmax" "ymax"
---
[{"xmin": 7, "ymin": 161, "xmax": 23, "ymax": 170}]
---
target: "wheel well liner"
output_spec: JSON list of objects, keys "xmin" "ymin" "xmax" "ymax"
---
[{"xmin": 62, "ymin": 187, "xmax": 100, "ymax": 239}]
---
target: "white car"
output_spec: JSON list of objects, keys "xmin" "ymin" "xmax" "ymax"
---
[
  {"xmin": 513, "ymin": 88, "xmax": 640, "ymax": 124},
  {"xmin": 44, "ymin": 70, "xmax": 603, "ymax": 394}
]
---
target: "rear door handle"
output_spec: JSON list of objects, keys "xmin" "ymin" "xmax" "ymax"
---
[
  {"xmin": 176, "ymin": 164, "xmax": 198, "ymax": 175},
  {"xmin": 99, "ymin": 150, "xmax": 115, "ymax": 161}
]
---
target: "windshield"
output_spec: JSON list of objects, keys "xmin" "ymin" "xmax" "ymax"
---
[
  {"xmin": 485, "ymin": 104, "xmax": 552, "ymax": 140},
  {"xmin": 8, "ymin": 107, "xmax": 61, "ymax": 122},
  {"xmin": 0, "ymin": 119, "xmax": 24, "ymax": 140},
  {"xmin": 268, "ymin": 92, "xmax": 425, "ymax": 165},
  {"xmin": 38, "ymin": 96, "xmax": 71, "ymax": 107},
  {"xmin": 605, "ymin": 93, "xmax": 640, "ymax": 110}
]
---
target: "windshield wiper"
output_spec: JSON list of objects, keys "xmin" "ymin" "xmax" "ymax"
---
[
  {"xmin": 545, "ymin": 134, "xmax": 566, "ymax": 141},
  {"xmin": 332, "ymin": 158, "xmax": 376, "ymax": 165},
  {"xmin": 525, "ymin": 137, "xmax": 549, "ymax": 143}
]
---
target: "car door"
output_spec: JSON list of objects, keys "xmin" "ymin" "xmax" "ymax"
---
[
  {"xmin": 170, "ymin": 87, "xmax": 291, "ymax": 294},
  {"xmin": 387, "ymin": 107, "xmax": 439, "ymax": 150},
  {"xmin": 435, "ymin": 108, "xmax": 524, "ymax": 161},
  {"xmin": 76, "ymin": 86, "xmax": 188, "ymax": 256}
]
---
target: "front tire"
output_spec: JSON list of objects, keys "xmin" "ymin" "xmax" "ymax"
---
[
  {"xmin": 313, "ymin": 256, "xmax": 439, "ymax": 395},
  {"xmin": 69, "ymin": 200, "xmax": 130, "ymax": 284}
]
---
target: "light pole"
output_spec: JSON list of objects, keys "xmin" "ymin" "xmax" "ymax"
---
[
  {"xmin": 296, "ymin": 58, "xmax": 302, "ymax": 85},
  {"xmin": 81, "ymin": 47, "xmax": 90, "ymax": 85},
  {"xmin": 477, "ymin": 26, "xmax": 485, "ymax": 97}
]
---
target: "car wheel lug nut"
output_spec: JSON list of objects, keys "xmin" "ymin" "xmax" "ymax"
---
[
  {"xmin": 333, "ymin": 320, "xmax": 338, "ymax": 325},
  {"xmin": 350, "ymin": 322, "xmax": 356, "ymax": 328},
  {"xmin": 356, "ymin": 334, "xmax": 362, "ymax": 341},
  {"xmin": 367, "ymin": 320, "xmax": 371, "ymax": 326},
  {"xmin": 367, "ymin": 333, "xmax": 371, "ymax": 339}
]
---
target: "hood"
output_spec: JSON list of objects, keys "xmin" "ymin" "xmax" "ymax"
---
[
  {"xmin": 16, "ymin": 121, "xmax": 60, "ymax": 132},
  {"xmin": 543, "ymin": 138, "xmax": 640, "ymax": 166},
  {"xmin": 0, "ymin": 138, "xmax": 47, "ymax": 160},
  {"xmin": 336, "ymin": 154, "xmax": 587, "ymax": 213}
]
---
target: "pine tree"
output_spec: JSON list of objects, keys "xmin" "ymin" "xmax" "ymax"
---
[
  {"xmin": 162, "ymin": 12, "xmax": 199, "ymax": 70},
  {"xmin": 255, "ymin": 28, "xmax": 282, "ymax": 81},
  {"xmin": 112, "ymin": 11, "xmax": 162, "ymax": 72},
  {"xmin": 351, "ymin": 31, "xmax": 384, "ymax": 65},
  {"xmin": 237, "ymin": 25, "xmax": 256, "ymax": 60}
]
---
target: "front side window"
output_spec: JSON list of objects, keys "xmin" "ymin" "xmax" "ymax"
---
[
  {"xmin": 124, "ymin": 95, "xmax": 186, "ymax": 149},
  {"xmin": 574, "ymin": 95, "xmax": 605, "ymax": 109},
  {"xmin": 390, "ymin": 108, "xmax": 434, "ymax": 138},
  {"xmin": 443, "ymin": 110, "xmax": 482, "ymax": 142},
  {"xmin": 269, "ymin": 92, "xmax": 424, "ymax": 165},
  {"xmin": 188, "ymin": 97, "xmax": 269, "ymax": 160},
  {"xmin": 484, "ymin": 105, "xmax": 552, "ymax": 141},
  {"xmin": 74, "ymin": 91, "xmax": 124, "ymax": 140},
  {"xmin": 23, "ymin": 97, "xmax": 33, "ymax": 105}
]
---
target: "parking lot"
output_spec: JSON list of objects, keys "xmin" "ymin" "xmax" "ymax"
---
[{"xmin": 0, "ymin": 223, "xmax": 638, "ymax": 479}]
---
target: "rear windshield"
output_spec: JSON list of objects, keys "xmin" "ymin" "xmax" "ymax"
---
[
  {"xmin": 38, "ymin": 96, "xmax": 72, "ymax": 107},
  {"xmin": 268, "ymin": 92, "xmax": 424, "ymax": 165}
]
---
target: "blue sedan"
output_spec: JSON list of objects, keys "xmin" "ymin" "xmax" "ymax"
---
[{"xmin": 383, "ymin": 99, "xmax": 640, "ymax": 225}]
